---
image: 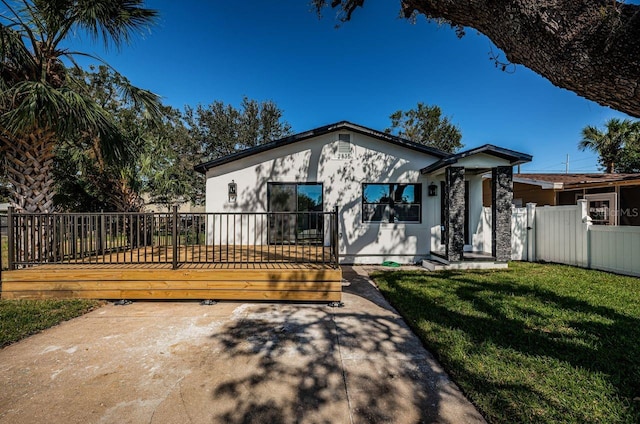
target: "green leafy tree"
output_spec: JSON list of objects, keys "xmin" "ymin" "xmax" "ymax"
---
[
  {"xmin": 314, "ymin": 1, "xmax": 640, "ymax": 119},
  {"xmin": 0, "ymin": 0, "xmax": 160, "ymax": 212},
  {"xmin": 0, "ymin": 151, "xmax": 8, "ymax": 202},
  {"xmin": 141, "ymin": 106, "xmax": 205, "ymax": 212},
  {"xmin": 386, "ymin": 103, "xmax": 463, "ymax": 153},
  {"xmin": 186, "ymin": 96, "xmax": 292, "ymax": 162},
  {"xmin": 579, "ymin": 118, "xmax": 640, "ymax": 173},
  {"xmin": 55, "ymin": 68, "xmax": 207, "ymax": 213},
  {"xmin": 616, "ymin": 142, "xmax": 640, "ymax": 173},
  {"xmin": 0, "ymin": 180, "xmax": 9, "ymax": 202}
]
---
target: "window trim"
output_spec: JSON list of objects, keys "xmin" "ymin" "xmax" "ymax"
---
[{"xmin": 361, "ymin": 183, "xmax": 422, "ymax": 224}]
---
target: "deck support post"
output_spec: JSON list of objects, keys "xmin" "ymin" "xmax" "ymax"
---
[{"xmin": 172, "ymin": 205, "xmax": 178, "ymax": 269}]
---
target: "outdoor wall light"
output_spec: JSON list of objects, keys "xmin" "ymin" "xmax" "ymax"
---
[
  {"xmin": 428, "ymin": 183, "xmax": 438, "ymax": 197},
  {"xmin": 228, "ymin": 180, "xmax": 237, "ymax": 203}
]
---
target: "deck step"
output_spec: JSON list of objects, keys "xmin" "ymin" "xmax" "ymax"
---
[
  {"xmin": 422, "ymin": 259, "xmax": 508, "ymax": 271},
  {"xmin": 421, "ymin": 259, "xmax": 448, "ymax": 271},
  {"xmin": 428, "ymin": 254, "xmax": 449, "ymax": 265}
]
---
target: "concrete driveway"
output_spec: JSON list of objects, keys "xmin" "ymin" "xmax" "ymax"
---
[{"xmin": 0, "ymin": 266, "xmax": 485, "ymax": 424}]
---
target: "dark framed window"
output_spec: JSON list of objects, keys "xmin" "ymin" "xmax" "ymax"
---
[
  {"xmin": 362, "ymin": 183, "xmax": 421, "ymax": 223},
  {"xmin": 267, "ymin": 183, "xmax": 323, "ymax": 213},
  {"xmin": 267, "ymin": 183, "xmax": 323, "ymax": 244}
]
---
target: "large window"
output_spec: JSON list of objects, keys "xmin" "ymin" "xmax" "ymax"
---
[
  {"xmin": 267, "ymin": 183, "xmax": 323, "ymax": 243},
  {"xmin": 362, "ymin": 183, "xmax": 421, "ymax": 223}
]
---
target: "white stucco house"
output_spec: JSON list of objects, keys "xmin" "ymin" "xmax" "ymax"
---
[{"xmin": 195, "ymin": 121, "xmax": 531, "ymax": 265}]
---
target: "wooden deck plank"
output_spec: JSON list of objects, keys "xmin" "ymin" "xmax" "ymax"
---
[
  {"xmin": 3, "ymin": 280, "xmax": 342, "ymax": 291},
  {"xmin": 50, "ymin": 245, "xmax": 334, "ymax": 265},
  {"xmin": 1, "ymin": 268, "xmax": 342, "ymax": 282},
  {"xmin": 1, "ymin": 289, "xmax": 342, "ymax": 301}
]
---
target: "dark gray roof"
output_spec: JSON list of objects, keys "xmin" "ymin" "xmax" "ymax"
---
[
  {"xmin": 420, "ymin": 144, "xmax": 533, "ymax": 174},
  {"xmin": 194, "ymin": 121, "xmax": 450, "ymax": 174}
]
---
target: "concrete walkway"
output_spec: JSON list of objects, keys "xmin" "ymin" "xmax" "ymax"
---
[{"xmin": 0, "ymin": 266, "xmax": 485, "ymax": 424}]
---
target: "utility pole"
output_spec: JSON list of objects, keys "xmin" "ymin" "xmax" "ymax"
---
[{"xmin": 563, "ymin": 154, "xmax": 569, "ymax": 174}]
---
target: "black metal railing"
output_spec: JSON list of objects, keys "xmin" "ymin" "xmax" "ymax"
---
[
  {"xmin": 4, "ymin": 206, "xmax": 340, "ymax": 269},
  {"xmin": 0, "ymin": 211, "xmax": 7, "ymax": 280}
]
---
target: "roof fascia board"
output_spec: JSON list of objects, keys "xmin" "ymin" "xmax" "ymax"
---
[
  {"xmin": 420, "ymin": 144, "xmax": 532, "ymax": 175},
  {"xmin": 563, "ymin": 179, "xmax": 640, "ymax": 190},
  {"xmin": 512, "ymin": 177, "xmax": 563, "ymax": 190}
]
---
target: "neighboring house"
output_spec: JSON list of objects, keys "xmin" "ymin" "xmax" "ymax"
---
[
  {"xmin": 195, "ymin": 121, "xmax": 531, "ymax": 265},
  {"xmin": 483, "ymin": 173, "xmax": 640, "ymax": 226},
  {"xmin": 141, "ymin": 195, "xmax": 205, "ymax": 214}
]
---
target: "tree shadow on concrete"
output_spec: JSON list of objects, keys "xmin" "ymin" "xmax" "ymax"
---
[{"xmin": 207, "ymin": 280, "xmax": 473, "ymax": 423}]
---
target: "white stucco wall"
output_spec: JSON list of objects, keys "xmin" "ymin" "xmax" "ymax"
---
[{"xmin": 205, "ymin": 130, "xmax": 448, "ymax": 264}]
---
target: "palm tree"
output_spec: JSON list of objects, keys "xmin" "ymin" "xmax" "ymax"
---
[
  {"xmin": 579, "ymin": 118, "xmax": 640, "ymax": 173},
  {"xmin": 0, "ymin": 0, "xmax": 160, "ymax": 213}
]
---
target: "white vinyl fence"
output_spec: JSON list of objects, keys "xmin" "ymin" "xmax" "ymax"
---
[
  {"xmin": 511, "ymin": 207, "xmax": 528, "ymax": 261},
  {"xmin": 589, "ymin": 225, "xmax": 640, "ymax": 276},
  {"xmin": 512, "ymin": 200, "xmax": 640, "ymax": 277},
  {"xmin": 534, "ymin": 205, "xmax": 589, "ymax": 268},
  {"xmin": 479, "ymin": 207, "xmax": 530, "ymax": 261}
]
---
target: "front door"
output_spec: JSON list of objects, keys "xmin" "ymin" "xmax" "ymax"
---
[{"xmin": 267, "ymin": 183, "xmax": 323, "ymax": 244}]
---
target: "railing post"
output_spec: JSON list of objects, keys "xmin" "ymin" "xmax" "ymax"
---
[
  {"xmin": 7, "ymin": 207, "xmax": 14, "ymax": 270},
  {"xmin": 332, "ymin": 205, "xmax": 340, "ymax": 267},
  {"xmin": 99, "ymin": 210, "xmax": 106, "ymax": 255},
  {"xmin": 172, "ymin": 205, "xmax": 178, "ymax": 269}
]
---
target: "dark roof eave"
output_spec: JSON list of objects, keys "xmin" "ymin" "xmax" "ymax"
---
[
  {"xmin": 420, "ymin": 144, "xmax": 532, "ymax": 174},
  {"xmin": 194, "ymin": 121, "xmax": 450, "ymax": 174}
]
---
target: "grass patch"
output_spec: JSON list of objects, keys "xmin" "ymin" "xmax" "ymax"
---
[
  {"xmin": 0, "ymin": 299, "xmax": 103, "ymax": 348},
  {"xmin": 371, "ymin": 262, "xmax": 640, "ymax": 424}
]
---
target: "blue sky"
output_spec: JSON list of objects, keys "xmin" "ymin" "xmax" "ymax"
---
[{"xmin": 70, "ymin": 1, "xmax": 635, "ymax": 173}]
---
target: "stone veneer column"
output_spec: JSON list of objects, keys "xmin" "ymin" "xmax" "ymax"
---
[
  {"xmin": 492, "ymin": 166, "xmax": 513, "ymax": 261},
  {"xmin": 445, "ymin": 167, "xmax": 465, "ymax": 262}
]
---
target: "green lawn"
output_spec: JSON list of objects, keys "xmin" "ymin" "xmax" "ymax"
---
[
  {"xmin": 0, "ymin": 299, "xmax": 103, "ymax": 348},
  {"xmin": 371, "ymin": 262, "xmax": 640, "ymax": 424}
]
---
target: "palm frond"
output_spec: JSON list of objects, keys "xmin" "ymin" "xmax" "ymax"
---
[
  {"xmin": 0, "ymin": 21, "xmax": 37, "ymax": 78},
  {"xmin": 60, "ymin": 53, "xmax": 162, "ymax": 123},
  {"xmin": 3, "ymin": 0, "xmax": 48, "ymax": 69},
  {"xmin": 117, "ymin": 78, "xmax": 162, "ymax": 122},
  {"xmin": 71, "ymin": 0, "xmax": 158, "ymax": 50},
  {"xmin": 0, "ymin": 79, "xmax": 133, "ymax": 161},
  {"xmin": 1, "ymin": 80, "xmax": 66, "ymax": 132},
  {"xmin": 579, "ymin": 126, "xmax": 603, "ymax": 151}
]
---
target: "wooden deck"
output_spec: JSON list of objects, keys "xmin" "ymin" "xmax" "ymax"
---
[
  {"xmin": 44, "ymin": 244, "xmax": 334, "ymax": 266},
  {"xmin": 1, "ymin": 264, "xmax": 342, "ymax": 301}
]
